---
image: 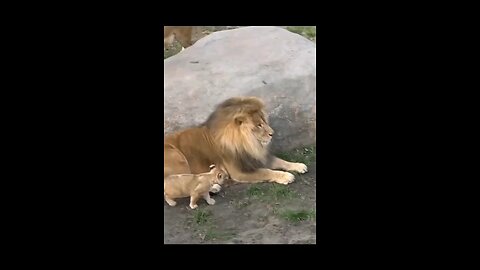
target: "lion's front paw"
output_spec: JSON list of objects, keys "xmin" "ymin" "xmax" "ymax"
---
[
  {"xmin": 273, "ymin": 171, "xmax": 295, "ymax": 185},
  {"xmin": 291, "ymin": 163, "xmax": 308, "ymax": 174},
  {"xmin": 189, "ymin": 203, "xmax": 198, "ymax": 210}
]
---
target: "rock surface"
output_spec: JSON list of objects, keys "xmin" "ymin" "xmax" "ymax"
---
[{"xmin": 164, "ymin": 26, "xmax": 316, "ymax": 152}]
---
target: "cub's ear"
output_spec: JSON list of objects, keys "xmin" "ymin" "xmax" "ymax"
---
[{"xmin": 235, "ymin": 116, "xmax": 246, "ymax": 125}]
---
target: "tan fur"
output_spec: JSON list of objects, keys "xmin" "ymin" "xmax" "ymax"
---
[
  {"xmin": 164, "ymin": 165, "xmax": 228, "ymax": 209},
  {"xmin": 164, "ymin": 96, "xmax": 309, "ymax": 189},
  {"xmin": 164, "ymin": 26, "xmax": 195, "ymax": 50}
]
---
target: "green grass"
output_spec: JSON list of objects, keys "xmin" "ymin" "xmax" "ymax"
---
[
  {"xmin": 190, "ymin": 209, "xmax": 236, "ymax": 241},
  {"xmin": 276, "ymin": 145, "xmax": 316, "ymax": 167},
  {"xmin": 205, "ymin": 228, "xmax": 236, "ymax": 241},
  {"xmin": 280, "ymin": 209, "xmax": 316, "ymax": 223},
  {"xmin": 246, "ymin": 183, "xmax": 296, "ymax": 202},
  {"xmin": 269, "ymin": 184, "xmax": 296, "ymax": 201},
  {"xmin": 286, "ymin": 26, "xmax": 316, "ymax": 40},
  {"xmin": 246, "ymin": 185, "xmax": 265, "ymax": 197},
  {"xmin": 193, "ymin": 209, "xmax": 212, "ymax": 225},
  {"xmin": 234, "ymin": 200, "xmax": 251, "ymax": 209}
]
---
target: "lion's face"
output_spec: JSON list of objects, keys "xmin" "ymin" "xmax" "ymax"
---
[
  {"xmin": 205, "ymin": 96, "xmax": 273, "ymax": 165},
  {"xmin": 246, "ymin": 114, "xmax": 274, "ymax": 147}
]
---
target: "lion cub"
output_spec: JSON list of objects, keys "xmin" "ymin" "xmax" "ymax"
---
[{"xmin": 164, "ymin": 164, "xmax": 228, "ymax": 209}]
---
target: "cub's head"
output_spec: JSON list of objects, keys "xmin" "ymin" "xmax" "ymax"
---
[{"xmin": 208, "ymin": 164, "xmax": 229, "ymax": 185}]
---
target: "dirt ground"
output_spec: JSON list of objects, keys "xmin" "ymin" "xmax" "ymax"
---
[{"xmin": 164, "ymin": 147, "xmax": 316, "ymax": 244}]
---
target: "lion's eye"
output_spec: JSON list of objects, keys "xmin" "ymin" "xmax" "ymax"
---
[{"xmin": 257, "ymin": 124, "xmax": 263, "ymax": 128}]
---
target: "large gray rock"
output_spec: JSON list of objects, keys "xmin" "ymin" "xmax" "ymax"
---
[{"xmin": 164, "ymin": 26, "xmax": 316, "ymax": 152}]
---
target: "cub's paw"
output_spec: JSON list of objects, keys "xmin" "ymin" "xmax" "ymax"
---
[
  {"xmin": 189, "ymin": 203, "xmax": 198, "ymax": 210},
  {"xmin": 165, "ymin": 200, "xmax": 177, "ymax": 207},
  {"xmin": 206, "ymin": 198, "xmax": 216, "ymax": 205},
  {"xmin": 273, "ymin": 171, "xmax": 295, "ymax": 185},
  {"xmin": 209, "ymin": 184, "xmax": 222, "ymax": 194},
  {"xmin": 290, "ymin": 163, "xmax": 308, "ymax": 174}
]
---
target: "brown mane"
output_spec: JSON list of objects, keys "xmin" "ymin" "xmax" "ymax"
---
[{"xmin": 202, "ymin": 97, "xmax": 269, "ymax": 172}]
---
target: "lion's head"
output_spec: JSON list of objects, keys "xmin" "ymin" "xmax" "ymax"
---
[{"xmin": 203, "ymin": 97, "xmax": 274, "ymax": 171}]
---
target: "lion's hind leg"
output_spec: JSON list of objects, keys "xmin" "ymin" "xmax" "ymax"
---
[
  {"xmin": 164, "ymin": 144, "xmax": 191, "ymax": 178},
  {"xmin": 164, "ymin": 195, "xmax": 177, "ymax": 206}
]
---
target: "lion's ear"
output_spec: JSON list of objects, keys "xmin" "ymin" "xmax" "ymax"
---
[{"xmin": 235, "ymin": 116, "xmax": 246, "ymax": 125}]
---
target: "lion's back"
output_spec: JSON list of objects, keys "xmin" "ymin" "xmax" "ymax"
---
[
  {"xmin": 164, "ymin": 96, "xmax": 270, "ymax": 175},
  {"xmin": 165, "ymin": 126, "xmax": 219, "ymax": 174}
]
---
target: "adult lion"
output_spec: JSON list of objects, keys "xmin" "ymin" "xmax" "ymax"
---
[{"xmin": 164, "ymin": 96, "xmax": 308, "ymax": 189}]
